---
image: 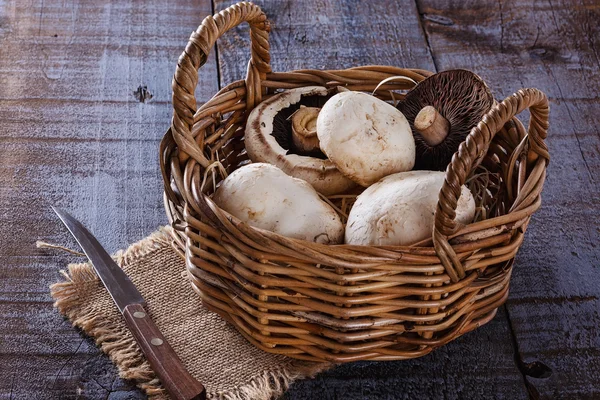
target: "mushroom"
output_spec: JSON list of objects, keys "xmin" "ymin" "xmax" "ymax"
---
[
  {"xmin": 213, "ymin": 163, "xmax": 344, "ymax": 244},
  {"xmin": 316, "ymin": 91, "xmax": 415, "ymax": 187},
  {"xmin": 345, "ymin": 171, "xmax": 475, "ymax": 246},
  {"xmin": 398, "ymin": 69, "xmax": 494, "ymax": 171},
  {"xmin": 244, "ymin": 86, "xmax": 356, "ymax": 196},
  {"xmin": 290, "ymin": 106, "xmax": 321, "ymax": 153}
]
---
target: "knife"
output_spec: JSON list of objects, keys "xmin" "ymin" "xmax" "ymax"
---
[{"xmin": 52, "ymin": 207, "xmax": 206, "ymax": 400}]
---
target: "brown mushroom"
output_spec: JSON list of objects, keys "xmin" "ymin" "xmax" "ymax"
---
[
  {"xmin": 398, "ymin": 69, "xmax": 494, "ymax": 171},
  {"xmin": 244, "ymin": 86, "xmax": 356, "ymax": 196}
]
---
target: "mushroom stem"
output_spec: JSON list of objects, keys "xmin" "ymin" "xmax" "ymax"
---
[
  {"xmin": 414, "ymin": 106, "xmax": 450, "ymax": 146},
  {"xmin": 291, "ymin": 106, "xmax": 321, "ymax": 153}
]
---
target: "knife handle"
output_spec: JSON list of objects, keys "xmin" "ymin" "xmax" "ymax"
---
[{"xmin": 123, "ymin": 303, "xmax": 206, "ymax": 400}]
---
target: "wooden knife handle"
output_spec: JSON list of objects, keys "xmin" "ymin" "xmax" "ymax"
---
[{"xmin": 123, "ymin": 303, "xmax": 206, "ymax": 400}]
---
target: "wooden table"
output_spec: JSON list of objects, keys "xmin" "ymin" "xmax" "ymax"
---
[{"xmin": 1, "ymin": 0, "xmax": 598, "ymax": 398}]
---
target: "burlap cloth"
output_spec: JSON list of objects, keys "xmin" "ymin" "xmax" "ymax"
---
[{"xmin": 50, "ymin": 227, "xmax": 328, "ymax": 399}]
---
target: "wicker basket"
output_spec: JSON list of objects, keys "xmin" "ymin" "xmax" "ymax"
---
[{"xmin": 161, "ymin": 2, "xmax": 550, "ymax": 362}]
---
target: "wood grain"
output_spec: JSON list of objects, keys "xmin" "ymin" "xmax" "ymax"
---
[
  {"xmin": 214, "ymin": 0, "xmax": 435, "ymax": 83},
  {"xmin": 417, "ymin": 0, "xmax": 600, "ymax": 398},
  {"xmin": 0, "ymin": 0, "xmax": 217, "ymax": 398}
]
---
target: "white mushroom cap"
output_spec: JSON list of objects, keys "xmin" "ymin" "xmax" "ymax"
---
[
  {"xmin": 316, "ymin": 91, "xmax": 416, "ymax": 187},
  {"xmin": 213, "ymin": 163, "xmax": 344, "ymax": 244},
  {"xmin": 244, "ymin": 86, "xmax": 356, "ymax": 196},
  {"xmin": 345, "ymin": 171, "xmax": 475, "ymax": 246}
]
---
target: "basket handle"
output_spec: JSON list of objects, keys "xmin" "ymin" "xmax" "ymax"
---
[
  {"xmin": 171, "ymin": 1, "xmax": 271, "ymax": 168},
  {"xmin": 433, "ymin": 88, "xmax": 550, "ymax": 283}
]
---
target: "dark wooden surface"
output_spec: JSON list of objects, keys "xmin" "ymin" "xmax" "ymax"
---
[{"xmin": 0, "ymin": 0, "xmax": 598, "ymax": 399}]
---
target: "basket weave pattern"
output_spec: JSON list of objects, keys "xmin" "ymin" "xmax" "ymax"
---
[{"xmin": 161, "ymin": 2, "xmax": 550, "ymax": 362}]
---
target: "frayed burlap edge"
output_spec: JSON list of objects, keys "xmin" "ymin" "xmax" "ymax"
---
[{"xmin": 49, "ymin": 227, "xmax": 327, "ymax": 400}]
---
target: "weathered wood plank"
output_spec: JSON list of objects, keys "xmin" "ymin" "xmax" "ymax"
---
[
  {"xmin": 0, "ymin": 0, "xmax": 218, "ymax": 398},
  {"xmin": 214, "ymin": 0, "xmax": 435, "ymax": 81},
  {"xmin": 215, "ymin": 0, "xmax": 527, "ymax": 398},
  {"xmin": 417, "ymin": 0, "xmax": 600, "ymax": 397}
]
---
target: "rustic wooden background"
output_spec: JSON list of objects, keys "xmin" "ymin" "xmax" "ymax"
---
[{"xmin": 1, "ymin": 0, "xmax": 598, "ymax": 399}]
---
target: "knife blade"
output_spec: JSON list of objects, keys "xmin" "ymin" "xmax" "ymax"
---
[{"xmin": 53, "ymin": 207, "xmax": 206, "ymax": 400}]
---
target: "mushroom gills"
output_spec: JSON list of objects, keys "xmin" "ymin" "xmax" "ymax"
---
[
  {"xmin": 271, "ymin": 94, "xmax": 332, "ymax": 159},
  {"xmin": 398, "ymin": 69, "xmax": 494, "ymax": 171}
]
